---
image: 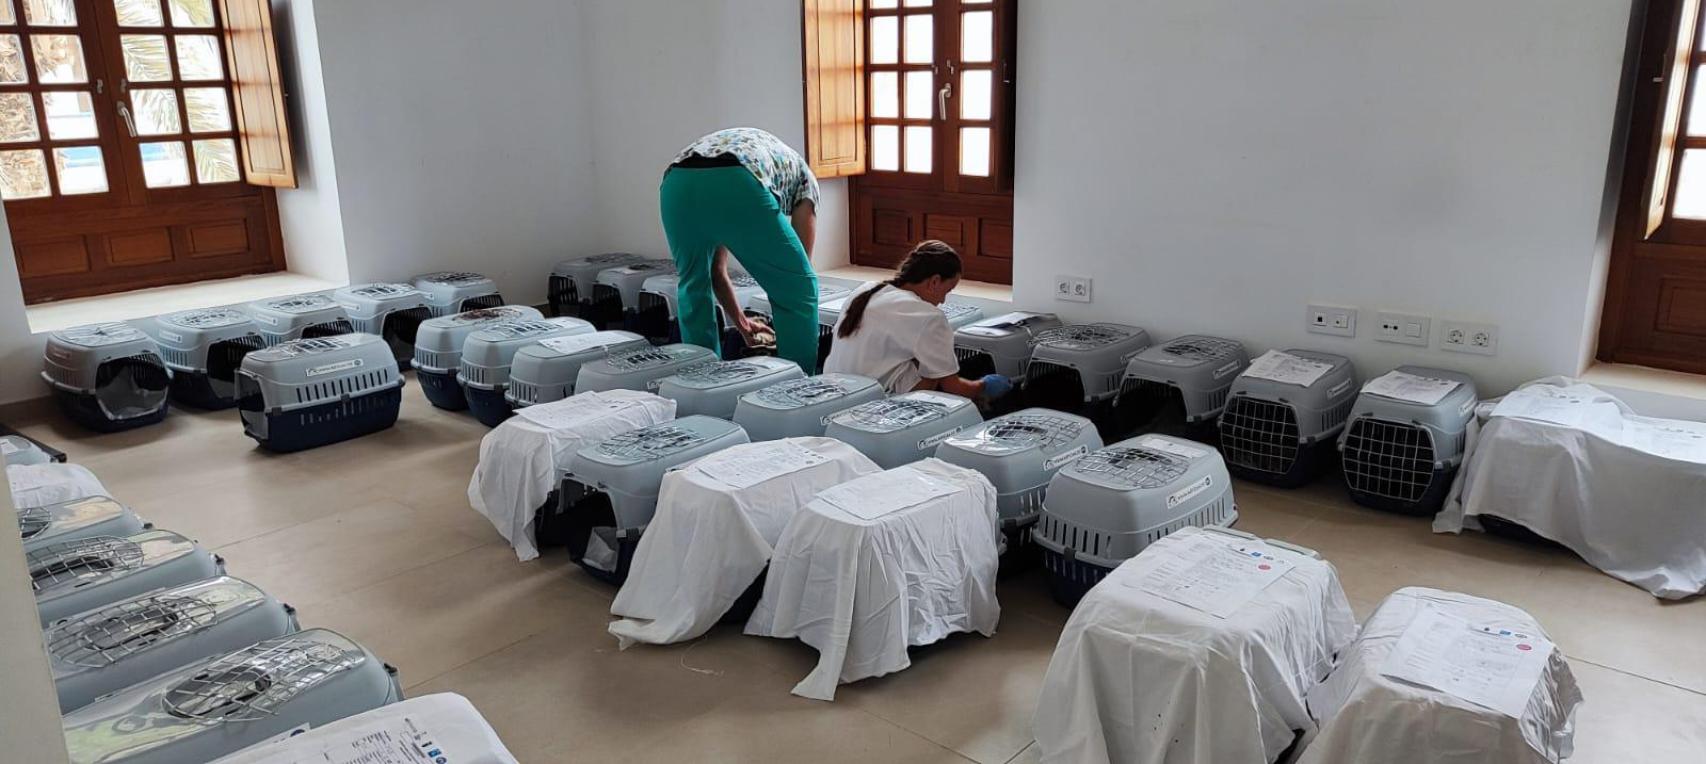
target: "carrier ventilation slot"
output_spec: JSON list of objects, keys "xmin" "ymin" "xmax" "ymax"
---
[
  {"xmin": 294, "ymin": 369, "xmax": 394, "ymax": 406},
  {"xmin": 163, "ymin": 639, "xmax": 363, "ymax": 723},
  {"xmin": 48, "ymin": 595, "xmax": 220, "ymax": 667}
]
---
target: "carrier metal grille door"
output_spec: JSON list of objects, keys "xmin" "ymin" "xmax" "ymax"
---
[
  {"xmin": 1219, "ymin": 397, "xmax": 1301, "ymax": 476},
  {"xmin": 1341, "ymin": 418, "xmax": 1437, "ymax": 503}
]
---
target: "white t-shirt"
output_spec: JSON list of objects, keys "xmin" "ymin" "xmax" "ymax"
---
[{"xmin": 823, "ymin": 285, "xmax": 960, "ymax": 393}]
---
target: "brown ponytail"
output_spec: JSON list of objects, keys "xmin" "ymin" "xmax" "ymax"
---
[{"xmin": 837, "ymin": 239, "xmax": 963, "ymax": 339}]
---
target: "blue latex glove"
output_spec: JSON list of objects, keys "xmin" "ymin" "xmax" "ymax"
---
[{"xmin": 980, "ymin": 374, "xmax": 1014, "ymax": 399}]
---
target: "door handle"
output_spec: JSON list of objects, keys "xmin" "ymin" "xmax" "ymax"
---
[
  {"xmin": 116, "ymin": 102, "xmax": 137, "ymax": 137},
  {"xmin": 938, "ymin": 82, "xmax": 953, "ymax": 120}
]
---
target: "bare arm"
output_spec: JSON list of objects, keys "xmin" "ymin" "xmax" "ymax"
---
[
  {"xmin": 713, "ymin": 247, "xmax": 769, "ymax": 343},
  {"xmin": 790, "ymin": 202, "xmax": 817, "ymax": 257},
  {"xmin": 914, "ymin": 374, "xmax": 984, "ymax": 398}
]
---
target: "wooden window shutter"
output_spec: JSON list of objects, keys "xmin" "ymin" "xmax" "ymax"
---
[
  {"xmin": 1645, "ymin": 0, "xmax": 1701, "ymax": 236},
  {"xmin": 802, "ymin": 0, "xmax": 866, "ymax": 178},
  {"xmin": 218, "ymin": 0, "xmax": 297, "ymax": 188}
]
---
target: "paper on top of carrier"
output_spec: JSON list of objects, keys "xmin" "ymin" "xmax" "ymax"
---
[
  {"xmin": 1363, "ymin": 371, "xmax": 1461, "ymax": 406},
  {"xmin": 1138, "ymin": 436, "xmax": 1210, "ymax": 460},
  {"xmin": 538, "ymin": 332, "xmax": 628, "ymax": 355},
  {"xmin": 1379, "ymin": 605, "xmax": 1554, "ymax": 719},
  {"xmin": 1126, "ymin": 532, "xmax": 1296, "ymax": 618},
  {"xmin": 1623, "ymin": 418, "xmax": 1706, "ymax": 462},
  {"xmin": 1490, "ymin": 385, "xmax": 1620, "ymax": 430},
  {"xmin": 515, "ymin": 392, "xmax": 638, "ymax": 429},
  {"xmin": 230, "ymin": 713, "xmax": 451, "ymax": 764},
  {"xmin": 908, "ymin": 391, "xmax": 970, "ymax": 409},
  {"xmin": 696, "ymin": 441, "xmax": 830, "ymax": 489},
  {"xmin": 817, "ymin": 469, "xmax": 958, "ymax": 520},
  {"xmin": 1243, "ymin": 350, "xmax": 1335, "ymax": 387}
]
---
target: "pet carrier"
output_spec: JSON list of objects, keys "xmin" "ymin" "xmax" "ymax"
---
[
  {"xmin": 732, "ymin": 373, "xmax": 887, "ymax": 441},
  {"xmin": 1218, "ymin": 349, "xmax": 1359, "ymax": 488},
  {"xmin": 236, "ymin": 334, "xmax": 405, "ymax": 453},
  {"xmin": 41, "ymin": 322, "xmax": 172, "ymax": 432},
  {"xmin": 506, "ymin": 330, "xmax": 652, "ymax": 408},
  {"xmin": 211, "ymin": 693, "xmax": 519, "ymax": 764},
  {"xmin": 7, "ymin": 462, "xmax": 108, "ymax": 510},
  {"xmin": 458, "ymin": 317, "xmax": 595, "ymax": 427},
  {"xmin": 30, "ymin": 529, "xmax": 225, "ymax": 627},
  {"xmin": 145, "ymin": 308, "xmax": 268, "ymax": 410},
  {"xmin": 332, "ymin": 283, "xmax": 434, "ymax": 367},
  {"xmin": 1025, "ymin": 323, "xmax": 1153, "ymax": 439},
  {"xmin": 411, "ymin": 306, "xmax": 545, "ymax": 411},
  {"xmin": 245, "ymin": 293, "xmax": 354, "ymax": 346},
  {"xmin": 824, "ymin": 390, "xmax": 985, "ymax": 469},
  {"xmin": 549, "ymin": 252, "xmax": 651, "ymax": 319},
  {"xmin": 46, "ymin": 576, "xmax": 299, "ymax": 712},
  {"xmin": 573, "ymin": 343, "xmax": 720, "ymax": 394},
  {"xmin": 19, "ymin": 496, "xmax": 147, "ymax": 555},
  {"xmin": 939, "ymin": 300, "xmax": 986, "ymax": 329},
  {"xmin": 1118, "ymin": 334, "xmax": 1251, "ymax": 439},
  {"xmin": 935, "ymin": 409, "xmax": 1103, "ymax": 564},
  {"xmin": 656, "ymin": 356, "xmax": 805, "ymax": 419},
  {"xmin": 1338, "ymin": 367, "xmax": 1478, "ymax": 515},
  {"xmin": 953, "ymin": 311, "xmax": 1064, "ymax": 379},
  {"xmin": 411, "ymin": 271, "xmax": 504, "ymax": 316},
  {"xmin": 562, "ymin": 415, "xmax": 750, "ymax": 585},
  {"xmin": 636, "ymin": 270, "xmax": 765, "ymax": 346},
  {"xmin": 61, "ymin": 629, "xmax": 403, "ymax": 764},
  {"xmin": 751, "ymin": 284, "xmax": 853, "ymax": 367},
  {"xmin": 594, "ymin": 260, "xmax": 677, "ymax": 334},
  {"xmin": 1, "ymin": 434, "xmax": 51, "ymax": 466},
  {"xmin": 1032, "ymin": 434, "xmax": 1237, "ymax": 605}
]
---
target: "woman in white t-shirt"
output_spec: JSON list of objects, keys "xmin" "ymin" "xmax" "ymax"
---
[{"xmin": 823, "ymin": 241, "xmax": 1014, "ymax": 398}]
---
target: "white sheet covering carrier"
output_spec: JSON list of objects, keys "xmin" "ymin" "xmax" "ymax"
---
[
  {"xmin": 1033, "ymin": 526, "xmax": 1357, "ymax": 764},
  {"xmin": 732, "ymin": 373, "xmax": 887, "ymax": 441},
  {"xmin": 609, "ymin": 437, "xmax": 881, "ymax": 648},
  {"xmin": 1300, "ymin": 587, "xmax": 1581, "ymax": 764},
  {"xmin": 30, "ymin": 529, "xmax": 224, "ymax": 626},
  {"xmin": 19, "ymin": 496, "xmax": 146, "ymax": 554},
  {"xmin": 745, "ymin": 458, "xmax": 1000, "ymax": 700},
  {"xmin": 210, "ymin": 693, "xmax": 518, "ymax": 764},
  {"xmin": 7, "ymin": 462, "xmax": 109, "ymax": 509}
]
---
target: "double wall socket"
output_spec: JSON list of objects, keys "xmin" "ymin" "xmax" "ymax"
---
[
  {"xmin": 1054, "ymin": 275, "xmax": 1092, "ymax": 303},
  {"xmin": 1441, "ymin": 320, "xmax": 1499, "ymax": 355},
  {"xmin": 1306, "ymin": 304, "xmax": 1357, "ymax": 337},
  {"xmin": 1375, "ymin": 311, "xmax": 1431, "ymax": 347}
]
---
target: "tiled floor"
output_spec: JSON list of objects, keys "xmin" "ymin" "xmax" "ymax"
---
[{"xmin": 12, "ymin": 380, "xmax": 1706, "ymax": 763}]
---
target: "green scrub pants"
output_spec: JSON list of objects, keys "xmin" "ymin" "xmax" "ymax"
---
[{"xmin": 659, "ymin": 165, "xmax": 820, "ymax": 371}]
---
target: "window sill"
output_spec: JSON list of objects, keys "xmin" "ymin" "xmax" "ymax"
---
[
  {"xmin": 819, "ymin": 265, "xmax": 1013, "ymax": 303},
  {"xmin": 25, "ymin": 272, "xmax": 345, "ymax": 335},
  {"xmin": 1580, "ymin": 362, "xmax": 1706, "ymax": 422}
]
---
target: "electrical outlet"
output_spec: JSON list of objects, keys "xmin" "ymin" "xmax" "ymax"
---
[
  {"xmin": 1054, "ymin": 275, "xmax": 1092, "ymax": 303},
  {"xmin": 1305, "ymin": 304, "xmax": 1357, "ymax": 338},
  {"xmin": 1441, "ymin": 320, "xmax": 1498, "ymax": 355},
  {"xmin": 1375, "ymin": 311, "xmax": 1431, "ymax": 347}
]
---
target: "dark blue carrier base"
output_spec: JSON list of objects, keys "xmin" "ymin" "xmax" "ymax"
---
[
  {"xmin": 561, "ymin": 490, "xmax": 638, "ymax": 585},
  {"xmin": 167, "ymin": 371, "xmax": 237, "ymax": 411},
  {"xmin": 547, "ymin": 275, "xmax": 576, "ymax": 317},
  {"xmin": 1111, "ymin": 383, "xmax": 1221, "ymax": 444},
  {"xmin": 246, "ymin": 384, "xmax": 403, "ymax": 453},
  {"xmin": 999, "ymin": 520, "xmax": 1041, "ymax": 577},
  {"xmin": 464, "ymin": 385, "xmax": 515, "ymax": 428},
  {"xmin": 1345, "ymin": 466, "xmax": 1455, "ymax": 517},
  {"xmin": 1040, "ymin": 546, "xmax": 1116, "ymax": 608},
  {"xmin": 417, "ymin": 368, "xmax": 469, "ymax": 411},
  {"xmin": 52, "ymin": 388, "xmax": 168, "ymax": 433},
  {"xmin": 1478, "ymin": 515, "xmax": 1570, "ymax": 551},
  {"xmin": 1225, "ymin": 438, "xmax": 1337, "ymax": 489}
]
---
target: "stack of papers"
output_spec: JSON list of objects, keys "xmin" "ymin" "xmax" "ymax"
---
[
  {"xmin": 1379, "ymin": 606, "xmax": 1554, "ymax": 718},
  {"xmin": 515, "ymin": 392, "xmax": 637, "ymax": 429},
  {"xmin": 1363, "ymin": 371, "xmax": 1461, "ymax": 406},
  {"xmin": 696, "ymin": 441, "xmax": 830, "ymax": 489},
  {"xmin": 1244, "ymin": 350, "xmax": 1335, "ymax": 387},
  {"xmin": 1127, "ymin": 533, "xmax": 1297, "ymax": 618},
  {"xmin": 817, "ymin": 470, "xmax": 959, "ymax": 521}
]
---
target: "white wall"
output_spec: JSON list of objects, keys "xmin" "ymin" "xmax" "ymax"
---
[
  {"xmin": 0, "ymin": 481, "xmax": 71, "ymax": 763},
  {"xmin": 1012, "ymin": 0, "xmax": 1635, "ymax": 395},
  {"xmin": 270, "ymin": 0, "xmax": 347, "ymax": 285},
  {"xmin": 0, "ymin": 201, "xmax": 38, "ymax": 405}
]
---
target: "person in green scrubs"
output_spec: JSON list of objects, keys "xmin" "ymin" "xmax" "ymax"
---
[{"xmin": 659, "ymin": 127, "xmax": 821, "ymax": 371}]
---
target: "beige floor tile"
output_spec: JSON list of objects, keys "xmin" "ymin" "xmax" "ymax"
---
[
  {"xmin": 1566, "ymin": 660, "xmax": 1706, "ymax": 764},
  {"xmin": 1520, "ymin": 559, "xmax": 1706, "ymax": 695},
  {"xmin": 1226, "ymin": 481, "xmax": 1328, "ymax": 540},
  {"xmin": 1004, "ymin": 741, "xmax": 1041, "ymax": 764}
]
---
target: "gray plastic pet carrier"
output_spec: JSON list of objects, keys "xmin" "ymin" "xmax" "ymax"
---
[
  {"xmin": 332, "ymin": 283, "xmax": 434, "ymax": 366},
  {"xmin": 29, "ymin": 529, "xmax": 224, "ymax": 627},
  {"xmin": 46, "ymin": 576, "xmax": 299, "ymax": 712},
  {"xmin": 236, "ymin": 334, "xmax": 404, "ymax": 453},
  {"xmin": 1033, "ymin": 434, "xmax": 1237, "ymax": 605},
  {"xmin": 1338, "ymin": 366, "xmax": 1479, "ymax": 515},
  {"xmin": 41, "ymin": 322, "xmax": 172, "ymax": 432},
  {"xmin": 636, "ymin": 270, "xmax": 765, "ymax": 347},
  {"xmin": 245, "ymin": 293, "xmax": 354, "ymax": 346},
  {"xmin": 573, "ymin": 343, "xmax": 720, "ymax": 394},
  {"xmin": 935, "ymin": 409, "xmax": 1104, "ymax": 564},
  {"xmin": 1218, "ymin": 349, "xmax": 1358, "ymax": 488},
  {"xmin": 145, "ymin": 308, "xmax": 268, "ymax": 411},
  {"xmin": 940, "ymin": 300, "xmax": 986, "ymax": 329},
  {"xmin": 549, "ymin": 252, "xmax": 651, "ymax": 321},
  {"xmin": 506, "ymin": 330, "xmax": 652, "ymax": 408},
  {"xmin": 824, "ymin": 390, "xmax": 985, "ymax": 470},
  {"xmin": 61, "ymin": 628, "xmax": 402, "ymax": 764},
  {"xmin": 411, "ymin": 271, "xmax": 503, "ymax": 316},
  {"xmin": 656, "ymin": 356, "xmax": 805, "ymax": 419},
  {"xmin": 954, "ymin": 311, "xmax": 1064, "ymax": 380},
  {"xmin": 411, "ymin": 306, "xmax": 545, "ymax": 411},
  {"xmin": 563, "ymin": 416, "xmax": 750, "ymax": 584},
  {"xmin": 458, "ymin": 317, "xmax": 595, "ymax": 426},
  {"xmin": 1025, "ymin": 323, "xmax": 1153, "ymax": 438},
  {"xmin": 1118, "ymin": 334, "xmax": 1251, "ymax": 438},
  {"xmin": 751, "ymin": 284, "xmax": 853, "ymax": 368},
  {"xmin": 19, "ymin": 496, "xmax": 147, "ymax": 555},
  {"xmin": 732, "ymin": 373, "xmax": 887, "ymax": 441},
  {"xmin": 2, "ymin": 433, "xmax": 51, "ymax": 466},
  {"xmin": 594, "ymin": 260, "xmax": 677, "ymax": 334}
]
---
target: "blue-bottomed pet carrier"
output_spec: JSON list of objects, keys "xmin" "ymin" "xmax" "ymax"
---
[
  {"xmin": 732, "ymin": 373, "xmax": 887, "ymax": 441},
  {"xmin": 1338, "ymin": 366, "xmax": 1479, "ymax": 515},
  {"xmin": 458, "ymin": 317, "xmax": 595, "ymax": 427},
  {"xmin": 1218, "ymin": 349, "xmax": 1358, "ymax": 488},
  {"xmin": 637, "ymin": 270, "xmax": 765, "ymax": 349},
  {"xmin": 19, "ymin": 496, "xmax": 147, "ymax": 555},
  {"xmin": 29, "ymin": 529, "xmax": 225, "ymax": 627},
  {"xmin": 245, "ymin": 293, "xmax": 354, "ymax": 346},
  {"xmin": 954, "ymin": 311, "xmax": 1064, "ymax": 379},
  {"xmin": 506, "ymin": 330, "xmax": 652, "ymax": 408},
  {"xmin": 594, "ymin": 260, "xmax": 677, "ymax": 334},
  {"xmin": 332, "ymin": 283, "xmax": 434, "ymax": 367},
  {"xmin": 61, "ymin": 629, "xmax": 402, "ymax": 764},
  {"xmin": 41, "ymin": 322, "xmax": 172, "ymax": 432},
  {"xmin": 935, "ymin": 408, "xmax": 1103, "ymax": 568},
  {"xmin": 45, "ymin": 576, "xmax": 299, "ymax": 712},
  {"xmin": 1033, "ymin": 434, "xmax": 1237, "ymax": 605},
  {"xmin": 549, "ymin": 252, "xmax": 651, "ymax": 319},
  {"xmin": 574, "ymin": 343, "xmax": 720, "ymax": 394},
  {"xmin": 236, "ymin": 334, "xmax": 405, "ymax": 453},
  {"xmin": 411, "ymin": 271, "xmax": 504, "ymax": 316},
  {"xmin": 824, "ymin": 390, "xmax": 985, "ymax": 469},
  {"xmin": 1118, "ymin": 334, "xmax": 1251, "ymax": 440},
  {"xmin": 563, "ymin": 416, "xmax": 751, "ymax": 584},
  {"xmin": 655, "ymin": 356, "xmax": 805, "ymax": 418},
  {"xmin": 411, "ymin": 306, "xmax": 543, "ymax": 411},
  {"xmin": 145, "ymin": 308, "xmax": 268, "ymax": 410},
  {"xmin": 1025, "ymin": 323, "xmax": 1153, "ymax": 439}
]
